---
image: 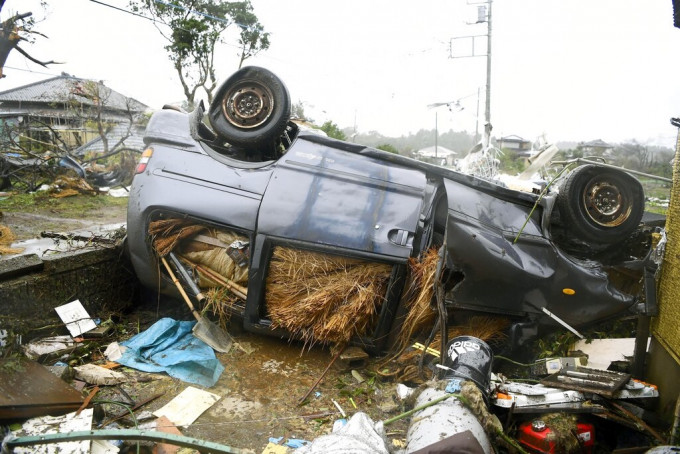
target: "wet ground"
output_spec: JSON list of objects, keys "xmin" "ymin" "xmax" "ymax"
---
[
  {"xmin": 1, "ymin": 196, "xmax": 128, "ymax": 241},
  {"xmin": 95, "ymin": 298, "xmax": 411, "ymax": 453}
]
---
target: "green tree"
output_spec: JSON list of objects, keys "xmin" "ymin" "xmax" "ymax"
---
[
  {"xmin": 318, "ymin": 121, "xmax": 346, "ymax": 140},
  {"xmin": 377, "ymin": 143, "xmax": 399, "ymax": 154},
  {"xmin": 291, "ymin": 100, "xmax": 313, "ymax": 123},
  {"xmin": 130, "ymin": 0, "xmax": 269, "ymax": 109}
]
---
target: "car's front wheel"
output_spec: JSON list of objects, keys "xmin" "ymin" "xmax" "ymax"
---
[{"xmin": 556, "ymin": 164, "xmax": 645, "ymax": 244}]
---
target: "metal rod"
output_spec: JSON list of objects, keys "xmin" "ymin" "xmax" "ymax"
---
[
  {"xmin": 161, "ymin": 256, "xmax": 201, "ymax": 322},
  {"xmin": 608, "ymin": 400, "xmax": 665, "ymax": 444},
  {"xmin": 297, "ymin": 347, "xmax": 345, "ymax": 406},
  {"xmin": 98, "ymin": 393, "xmax": 164, "ymax": 428},
  {"xmin": 192, "ymin": 263, "xmax": 248, "ymax": 300},
  {"xmin": 541, "ymin": 307, "xmax": 584, "ymax": 339}
]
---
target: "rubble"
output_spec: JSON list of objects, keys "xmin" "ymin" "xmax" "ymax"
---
[{"xmin": 0, "ymin": 299, "xmax": 677, "ymax": 454}]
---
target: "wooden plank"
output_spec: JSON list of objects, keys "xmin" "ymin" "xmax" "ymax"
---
[{"xmin": 0, "ymin": 358, "xmax": 83, "ymax": 420}]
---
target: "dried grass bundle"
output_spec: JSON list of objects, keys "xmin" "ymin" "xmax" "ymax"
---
[
  {"xmin": 395, "ymin": 248, "xmax": 440, "ymax": 353},
  {"xmin": 203, "ymin": 286, "xmax": 241, "ymax": 328},
  {"xmin": 181, "ymin": 231, "xmax": 249, "ymax": 285},
  {"xmin": 432, "ymin": 316, "xmax": 509, "ymax": 349},
  {"xmin": 51, "ymin": 188, "xmax": 80, "ymax": 198},
  {"xmin": 266, "ymin": 247, "xmax": 392, "ymax": 346},
  {"xmin": 148, "ymin": 218, "xmax": 206, "ymax": 257},
  {"xmin": 49, "ymin": 176, "xmax": 96, "ymax": 196},
  {"xmin": 386, "ymin": 316, "xmax": 509, "ymax": 384},
  {"xmin": 0, "ymin": 224, "xmax": 24, "ymax": 255}
]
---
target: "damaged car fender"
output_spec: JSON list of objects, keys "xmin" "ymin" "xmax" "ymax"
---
[{"xmin": 441, "ymin": 177, "xmax": 638, "ymax": 326}]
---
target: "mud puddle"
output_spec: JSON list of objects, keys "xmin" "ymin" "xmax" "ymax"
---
[{"xmin": 97, "ymin": 302, "xmax": 409, "ymax": 452}]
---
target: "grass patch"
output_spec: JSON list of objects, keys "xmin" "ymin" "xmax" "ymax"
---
[{"xmin": 0, "ymin": 192, "xmax": 128, "ymax": 218}]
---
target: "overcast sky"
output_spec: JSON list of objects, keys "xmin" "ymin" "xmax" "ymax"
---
[{"xmin": 4, "ymin": 0, "xmax": 680, "ymax": 148}]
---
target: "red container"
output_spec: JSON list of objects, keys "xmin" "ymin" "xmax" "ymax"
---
[{"xmin": 517, "ymin": 419, "xmax": 594, "ymax": 454}]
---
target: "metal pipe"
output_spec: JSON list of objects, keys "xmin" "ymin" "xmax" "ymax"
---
[{"xmin": 6, "ymin": 429, "xmax": 248, "ymax": 453}]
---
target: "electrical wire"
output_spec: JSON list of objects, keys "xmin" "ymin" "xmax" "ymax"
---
[
  {"xmin": 87, "ymin": 0, "xmax": 257, "ymax": 51},
  {"xmin": 89, "ymin": 0, "xmax": 155, "ymax": 22},
  {"xmin": 90, "ymin": 0, "xmax": 260, "ymax": 32}
]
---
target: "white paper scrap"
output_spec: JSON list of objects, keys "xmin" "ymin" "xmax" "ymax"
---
[
  {"xmin": 91, "ymin": 439, "xmax": 120, "ymax": 454},
  {"xmin": 54, "ymin": 300, "xmax": 97, "ymax": 337},
  {"xmin": 153, "ymin": 386, "xmax": 221, "ymax": 427},
  {"xmin": 12, "ymin": 408, "xmax": 93, "ymax": 454},
  {"xmin": 104, "ymin": 341, "xmax": 126, "ymax": 362}
]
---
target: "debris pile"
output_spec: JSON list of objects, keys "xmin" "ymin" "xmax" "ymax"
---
[
  {"xmin": 46, "ymin": 176, "xmax": 98, "ymax": 198},
  {"xmin": 0, "ymin": 289, "xmax": 677, "ymax": 454}
]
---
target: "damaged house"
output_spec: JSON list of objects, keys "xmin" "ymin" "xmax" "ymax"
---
[{"xmin": 0, "ymin": 74, "xmax": 148, "ymax": 190}]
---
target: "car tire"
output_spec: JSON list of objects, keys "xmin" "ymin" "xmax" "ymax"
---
[
  {"xmin": 209, "ymin": 66, "xmax": 291, "ymax": 148},
  {"xmin": 556, "ymin": 164, "xmax": 644, "ymax": 244}
]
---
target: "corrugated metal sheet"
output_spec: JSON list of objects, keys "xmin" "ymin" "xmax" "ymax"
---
[
  {"xmin": 653, "ymin": 128, "xmax": 680, "ymax": 364},
  {"xmin": 0, "ymin": 75, "xmax": 148, "ymax": 113},
  {"xmin": 75, "ymin": 124, "xmax": 146, "ymax": 155}
]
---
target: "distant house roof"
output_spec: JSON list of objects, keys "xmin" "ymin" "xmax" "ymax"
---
[
  {"xmin": 0, "ymin": 74, "xmax": 148, "ymax": 113},
  {"xmin": 74, "ymin": 123, "xmax": 146, "ymax": 156},
  {"xmin": 499, "ymin": 134, "xmax": 527, "ymax": 143},
  {"xmin": 416, "ymin": 145, "xmax": 457, "ymax": 158},
  {"xmin": 498, "ymin": 135, "xmax": 532, "ymax": 154},
  {"xmin": 579, "ymin": 139, "xmax": 614, "ymax": 149}
]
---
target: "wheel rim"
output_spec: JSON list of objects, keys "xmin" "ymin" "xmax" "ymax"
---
[
  {"xmin": 222, "ymin": 81, "xmax": 274, "ymax": 129},
  {"xmin": 582, "ymin": 178, "xmax": 631, "ymax": 227}
]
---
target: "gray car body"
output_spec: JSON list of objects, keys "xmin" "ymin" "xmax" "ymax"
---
[{"xmin": 127, "ymin": 106, "xmax": 647, "ymax": 352}]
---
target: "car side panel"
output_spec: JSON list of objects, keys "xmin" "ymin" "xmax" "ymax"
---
[
  {"xmin": 127, "ymin": 141, "xmax": 274, "ymax": 291},
  {"xmin": 257, "ymin": 138, "xmax": 428, "ymax": 259}
]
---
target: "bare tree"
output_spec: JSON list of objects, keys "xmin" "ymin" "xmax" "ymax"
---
[{"xmin": 0, "ymin": 3, "xmax": 59, "ymax": 79}]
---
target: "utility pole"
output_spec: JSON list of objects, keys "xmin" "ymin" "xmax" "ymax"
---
[
  {"xmin": 435, "ymin": 111, "xmax": 438, "ymax": 158},
  {"xmin": 484, "ymin": 0, "xmax": 492, "ymax": 131},
  {"xmin": 450, "ymin": 0, "xmax": 493, "ymax": 144}
]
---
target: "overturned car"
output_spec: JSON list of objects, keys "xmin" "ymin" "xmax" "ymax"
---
[{"xmin": 127, "ymin": 67, "xmax": 659, "ymax": 354}]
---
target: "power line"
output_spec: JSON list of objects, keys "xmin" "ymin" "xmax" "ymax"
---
[
  {"xmin": 87, "ymin": 0, "xmax": 253, "ymax": 51},
  {"xmin": 90, "ymin": 0, "xmax": 259, "ymax": 32},
  {"xmin": 4, "ymin": 65, "xmax": 62, "ymax": 77},
  {"xmin": 89, "ymin": 0, "xmax": 157, "ymax": 23}
]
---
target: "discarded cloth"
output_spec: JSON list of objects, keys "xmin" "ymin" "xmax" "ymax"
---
[
  {"xmin": 295, "ymin": 412, "xmax": 389, "ymax": 454},
  {"xmin": 116, "ymin": 318, "xmax": 224, "ymax": 387}
]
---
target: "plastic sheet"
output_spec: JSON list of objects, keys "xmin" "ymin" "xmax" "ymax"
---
[
  {"xmin": 116, "ymin": 318, "xmax": 224, "ymax": 387},
  {"xmin": 295, "ymin": 412, "xmax": 389, "ymax": 454}
]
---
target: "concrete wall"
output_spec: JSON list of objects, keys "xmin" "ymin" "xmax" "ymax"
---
[{"xmin": 0, "ymin": 245, "xmax": 138, "ymax": 344}]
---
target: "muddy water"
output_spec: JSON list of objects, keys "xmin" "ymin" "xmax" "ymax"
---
[{"xmin": 107, "ymin": 327, "xmax": 408, "ymax": 452}]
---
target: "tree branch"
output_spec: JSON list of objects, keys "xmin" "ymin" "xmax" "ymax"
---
[{"xmin": 14, "ymin": 45, "xmax": 60, "ymax": 68}]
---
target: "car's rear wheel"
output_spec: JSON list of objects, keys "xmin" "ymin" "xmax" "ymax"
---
[
  {"xmin": 209, "ymin": 66, "xmax": 291, "ymax": 148},
  {"xmin": 556, "ymin": 164, "xmax": 645, "ymax": 244}
]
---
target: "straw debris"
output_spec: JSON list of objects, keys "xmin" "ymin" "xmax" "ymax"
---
[
  {"xmin": 539, "ymin": 413, "xmax": 581, "ymax": 452},
  {"xmin": 266, "ymin": 247, "xmax": 392, "ymax": 347},
  {"xmin": 395, "ymin": 248, "xmax": 440, "ymax": 353},
  {"xmin": 48, "ymin": 176, "xmax": 97, "ymax": 197},
  {"xmin": 148, "ymin": 218, "xmax": 207, "ymax": 257},
  {"xmin": 181, "ymin": 230, "xmax": 249, "ymax": 285},
  {"xmin": 0, "ymin": 224, "xmax": 24, "ymax": 255},
  {"xmin": 204, "ymin": 286, "xmax": 242, "ymax": 328}
]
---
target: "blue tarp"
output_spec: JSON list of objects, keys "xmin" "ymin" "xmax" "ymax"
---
[{"xmin": 116, "ymin": 318, "xmax": 224, "ymax": 387}]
